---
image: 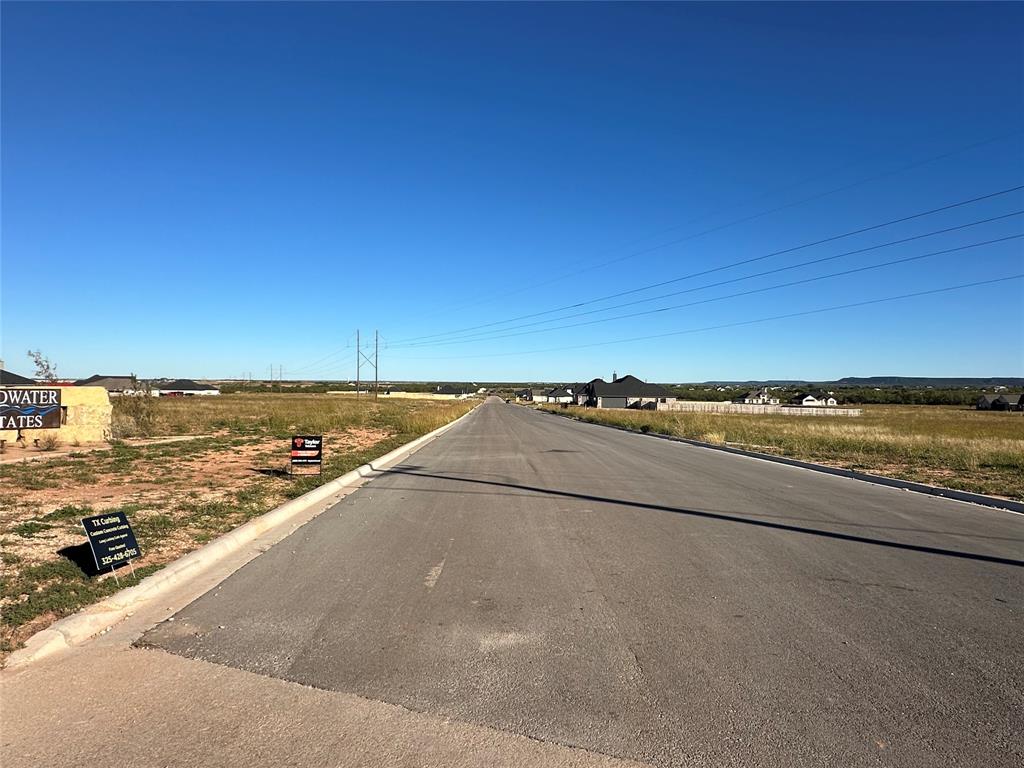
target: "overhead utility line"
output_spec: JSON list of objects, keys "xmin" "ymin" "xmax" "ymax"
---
[
  {"xmin": 396, "ymin": 213, "xmax": 1022, "ymax": 346},
  {"xmin": 387, "ymin": 275, "xmax": 1024, "ymax": 362},
  {"xmin": 393, "ymin": 235, "xmax": 1022, "ymax": 348},
  {"xmin": 416, "ymin": 129, "xmax": 1023, "ymax": 321},
  {"xmin": 395, "ymin": 184, "xmax": 1023, "ymax": 344}
]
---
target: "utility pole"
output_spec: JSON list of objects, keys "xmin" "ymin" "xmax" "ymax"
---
[
  {"xmin": 356, "ymin": 329, "xmax": 361, "ymax": 399},
  {"xmin": 374, "ymin": 330, "xmax": 379, "ymax": 400}
]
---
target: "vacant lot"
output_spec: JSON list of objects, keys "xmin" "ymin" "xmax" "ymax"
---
[
  {"xmin": 542, "ymin": 404, "xmax": 1024, "ymax": 500},
  {"xmin": 0, "ymin": 394, "xmax": 475, "ymax": 655}
]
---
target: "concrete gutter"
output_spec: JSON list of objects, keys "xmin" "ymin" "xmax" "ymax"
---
[
  {"xmin": 540, "ymin": 408, "xmax": 1024, "ymax": 515},
  {"xmin": 6, "ymin": 405, "xmax": 479, "ymax": 669}
]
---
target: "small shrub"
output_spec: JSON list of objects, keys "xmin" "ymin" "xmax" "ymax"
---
[
  {"xmin": 43, "ymin": 504, "xmax": 95, "ymax": 521},
  {"xmin": 12, "ymin": 521, "xmax": 51, "ymax": 538},
  {"xmin": 37, "ymin": 434, "xmax": 61, "ymax": 451},
  {"xmin": 111, "ymin": 396, "xmax": 163, "ymax": 438}
]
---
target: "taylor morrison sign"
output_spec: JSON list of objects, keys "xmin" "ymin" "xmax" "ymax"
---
[
  {"xmin": 290, "ymin": 435, "xmax": 323, "ymax": 466},
  {"xmin": 0, "ymin": 388, "xmax": 62, "ymax": 430},
  {"xmin": 81, "ymin": 511, "xmax": 141, "ymax": 572}
]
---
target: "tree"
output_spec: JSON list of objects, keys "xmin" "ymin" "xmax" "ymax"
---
[{"xmin": 26, "ymin": 349, "xmax": 58, "ymax": 382}]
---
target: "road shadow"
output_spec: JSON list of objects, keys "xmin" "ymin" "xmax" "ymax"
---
[{"xmin": 379, "ymin": 468, "xmax": 1024, "ymax": 568}]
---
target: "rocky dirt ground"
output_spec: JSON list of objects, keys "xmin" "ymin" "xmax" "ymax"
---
[{"xmin": 0, "ymin": 426, "xmax": 393, "ymax": 654}]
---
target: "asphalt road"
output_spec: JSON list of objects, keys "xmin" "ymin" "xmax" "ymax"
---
[{"xmin": 141, "ymin": 398, "xmax": 1023, "ymax": 767}]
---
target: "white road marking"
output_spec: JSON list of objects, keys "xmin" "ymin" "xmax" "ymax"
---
[{"xmin": 424, "ymin": 559, "xmax": 446, "ymax": 589}]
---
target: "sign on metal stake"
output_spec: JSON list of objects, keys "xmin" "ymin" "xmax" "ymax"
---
[
  {"xmin": 290, "ymin": 435, "xmax": 323, "ymax": 475},
  {"xmin": 81, "ymin": 511, "xmax": 141, "ymax": 577}
]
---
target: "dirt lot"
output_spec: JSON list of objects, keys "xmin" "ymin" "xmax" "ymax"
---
[{"xmin": 0, "ymin": 394, "xmax": 475, "ymax": 656}]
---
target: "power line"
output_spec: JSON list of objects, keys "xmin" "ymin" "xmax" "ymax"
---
[
  {"xmin": 286, "ymin": 353, "xmax": 357, "ymax": 379},
  {"xmin": 287, "ymin": 332, "xmax": 357, "ymax": 374},
  {"xmin": 415, "ymin": 129, "xmax": 1023, "ymax": 321},
  {"xmin": 395, "ymin": 184, "xmax": 1024, "ymax": 344},
  {"xmin": 402, "ymin": 213, "xmax": 1022, "ymax": 346},
  {"xmin": 395, "ymin": 212, "xmax": 1024, "ymax": 346},
  {"xmin": 393, "ymin": 206, "xmax": 1024, "ymax": 347},
  {"xmin": 387, "ymin": 274, "xmax": 1024, "ymax": 361},
  {"xmin": 393, "ymin": 234, "xmax": 1022, "ymax": 348}
]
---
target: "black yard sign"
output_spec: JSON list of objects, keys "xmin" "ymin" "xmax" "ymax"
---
[
  {"xmin": 81, "ymin": 511, "xmax": 141, "ymax": 574},
  {"xmin": 290, "ymin": 435, "xmax": 323, "ymax": 472},
  {"xmin": 0, "ymin": 388, "xmax": 62, "ymax": 430}
]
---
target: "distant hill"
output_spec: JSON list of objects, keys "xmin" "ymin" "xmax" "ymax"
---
[
  {"xmin": 829, "ymin": 377, "xmax": 1024, "ymax": 388},
  {"xmin": 697, "ymin": 377, "xmax": 1024, "ymax": 388}
]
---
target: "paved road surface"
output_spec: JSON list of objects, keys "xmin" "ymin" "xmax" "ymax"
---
[{"xmin": 5, "ymin": 399, "xmax": 1022, "ymax": 766}]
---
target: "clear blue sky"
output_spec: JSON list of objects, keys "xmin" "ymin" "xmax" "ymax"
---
[{"xmin": 2, "ymin": 2, "xmax": 1022, "ymax": 382}]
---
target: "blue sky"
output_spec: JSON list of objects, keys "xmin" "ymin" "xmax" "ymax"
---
[{"xmin": 2, "ymin": 1, "xmax": 1022, "ymax": 382}]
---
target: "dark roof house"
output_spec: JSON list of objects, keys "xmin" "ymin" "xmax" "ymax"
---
[
  {"xmin": 435, "ymin": 384, "xmax": 469, "ymax": 396},
  {"xmin": 547, "ymin": 385, "xmax": 577, "ymax": 400},
  {"xmin": 0, "ymin": 369, "xmax": 37, "ymax": 387},
  {"xmin": 977, "ymin": 393, "xmax": 1024, "ymax": 410},
  {"xmin": 74, "ymin": 374, "xmax": 139, "ymax": 392},
  {"xmin": 153, "ymin": 379, "xmax": 218, "ymax": 392},
  {"xmin": 581, "ymin": 375, "xmax": 675, "ymax": 408}
]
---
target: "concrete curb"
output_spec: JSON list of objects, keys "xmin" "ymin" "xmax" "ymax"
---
[
  {"xmin": 6, "ymin": 404, "xmax": 479, "ymax": 669},
  {"xmin": 540, "ymin": 408, "xmax": 1024, "ymax": 515}
]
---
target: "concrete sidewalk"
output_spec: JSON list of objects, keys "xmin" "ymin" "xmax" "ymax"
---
[{"xmin": 1, "ymin": 642, "xmax": 645, "ymax": 768}]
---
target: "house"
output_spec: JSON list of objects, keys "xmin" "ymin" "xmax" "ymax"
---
[
  {"xmin": 546, "ymin": 385, "xmax": 580, "ymax": 404},
  {"xmin": 150, "ymin": 379, "xmax": 221, "ymax": 397},
  {"xmin": 580, "ymin": 374, "xmax": 676, "ymax": 409},
  {"xmin": 977, "ymin": 393, "xmax": 1024, "ymax": 411},
  {"xmin": 74, "ymin": 374, "xmax": 142, "ymax": 396},
  {"xmin": 514, "ymin": 388, "xmax": 532, "ymax": 401},
  {"xmin": 733, "ymin": 388, "xmax": 780, "ymax": 405},
  {"xmin": 789, "ymin": 392, "xmax": 838, "ymax": 407},
  {"xmin": 0, "ymin": 369, "xmax": 38, "ymax": 387},
  {"xmin": 526, "ymin": 389, "xmax": 548, "ymax": 403},
  {"xmin": 429, "ymin": 384, "xmax": 472, "ymax": 399}
]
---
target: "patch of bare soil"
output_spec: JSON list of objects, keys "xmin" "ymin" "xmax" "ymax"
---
[
  {"xmin": 0, "ymin": 434, "xmax": 218, "ymax": 465},
  {"xmin": 1, "ymin": 427, "xmax": 393, "ymax": 572}
]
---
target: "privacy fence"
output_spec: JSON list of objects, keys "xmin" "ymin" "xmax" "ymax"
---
[{"xmin": 657, "ymin": 401, "xmax": 862, "ymax": 417}]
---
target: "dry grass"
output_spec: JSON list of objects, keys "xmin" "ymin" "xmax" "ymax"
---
[
  {"xmin": 542, "ymin": 404, "xmax": 1024, "ymax": 500},
  {"xmin": 0, "ymin": 394, "xmax": 476, "ymax": 657}
]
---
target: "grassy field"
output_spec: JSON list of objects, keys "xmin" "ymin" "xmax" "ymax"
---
[
  {"xmin": 541, "ymin": 404, "xmax": 1024, "ymax": 500},
  {"xmin": 0, "ymin": 394, "xmax": 476, "ymax": 656}
]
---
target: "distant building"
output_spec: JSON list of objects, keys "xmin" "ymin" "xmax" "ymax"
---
[
  {"xmin": 580, "ymin": 374, "xmax": 676, "ymax": 409},
  {"xmin": 427, "ymin": 384, "xmax": 473, "ymax": 399},
  {"xmin": 529, "ymin": 389, "xmax": 550, "ymax": 403},
  {"xmin": 514, "ymin": 388, "xmax": 532, "ymax": 401},
  {"xmin": 150, "ymin": 379, "xmax": 220, "ymax": 397},
  {"xmin": 546, "ymin": 385, "xmax": 580, "ymax": 404},
  {"xmin": 0, "ymin": 369, "xmax": 38, "ymax": 387},
  {"xmin": 734, "ymin": 388, "xmax": 780, "ymax": 405},
  {"xmin": 977, "ymin": 393, "xmax": 1023, "ymax": 411},
  {"xmin": 789, "ymin": 392, "xmax": 838, "ymax": 407},
  {"xmin": 74, "ymin": 374, "xmax": 142, "ymax": 396}
]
